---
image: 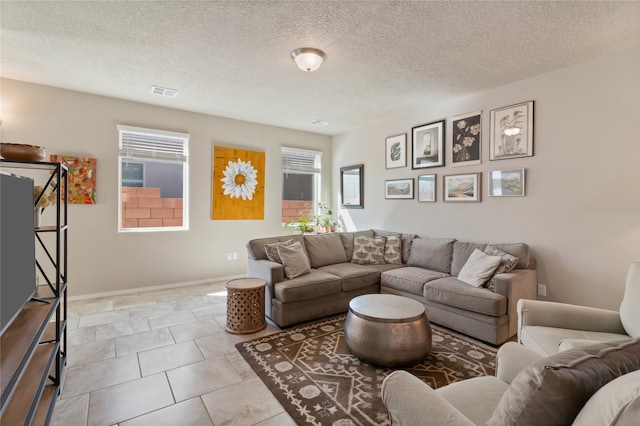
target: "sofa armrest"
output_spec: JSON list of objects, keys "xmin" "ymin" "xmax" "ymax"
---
[
  {"xmin": 247, "ymin": 258, "xmax": 284, "ymax": 295},
  {"xmin": 495, "ymin": 342, "xmax": 543, "ymax": 384},
  {"xmin": 382, "ymin": 371, "xmax": 474, "ymax": 426},
  {"xmin": 517, "ymin": 299, "xmax": 625, "ymax": 334},
  {"xmin": 493, "ymin": 268, "xmax": 538, "ymax": 337}
]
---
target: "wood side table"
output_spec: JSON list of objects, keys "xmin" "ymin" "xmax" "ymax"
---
[{"xmin": 225, "ymin": 278, "xmax": 267, "ymax": 334}]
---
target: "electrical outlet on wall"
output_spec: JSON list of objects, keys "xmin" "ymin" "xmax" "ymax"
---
[
  {"xmin": 537, "ymin": 284, "xmax": 547, "ymax": 297},
  {"xmin": 226, "ymin": 252, "xmax": 233, "ymax": 261}
]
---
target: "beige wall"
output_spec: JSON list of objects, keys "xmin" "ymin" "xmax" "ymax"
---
[
  {"xmin": 333, "ymin": 47, "xmax": 640, "ymax": 310},
  {"xmin": 1, "ymin": 79, "xmax": 331, "ymax": 296}
]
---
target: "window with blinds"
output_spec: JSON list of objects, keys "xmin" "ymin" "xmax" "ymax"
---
[
  {"xmin": 118, "ymin": 125, "xmax": 189, "ymax": 232},
  {"xmin": 281, "ymin": 147, "xmax": 322, "ymax": 224}
]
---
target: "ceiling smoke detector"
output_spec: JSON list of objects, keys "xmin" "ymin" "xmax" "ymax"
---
[{"xmin": 150, "ymin": 85, "xmax": 178, "ymax": 98}]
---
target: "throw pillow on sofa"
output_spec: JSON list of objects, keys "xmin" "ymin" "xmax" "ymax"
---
[
  {"xmin": 264, "ymin": 239, "xmax": 295, "ymax": 264},
  {"xmin": 351, "ymin": 235, "xmax": 386, "ymax": 265},
  {"xmin": 457, "ymin": 249, "xmax": 502, "ymax": 287},
  {"xmin": 384, "ymin": 236, "xmax": 403, "ymax": 264},
  {"xmin": 277, "ymin": 241, "xmax": 311, "ymax": 279},
  {"xmin": 484, "ymin": 245, "xmax": 520, "ymax": 290},
  {"xmin": 304, "ymin": 233, "xmax": 348, "ymax": 268},
  {"xmin": 487, "ymin": 338, "xmax": 640, "ymax": 426}
]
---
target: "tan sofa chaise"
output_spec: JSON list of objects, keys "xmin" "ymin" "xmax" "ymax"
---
[
  {"xmin": 381, "ymin": 338, "xmax": 640, "ymax": 425},
  {"xmin": 246, "ymin": 229, "xmax": 537, "ymax": 345}
]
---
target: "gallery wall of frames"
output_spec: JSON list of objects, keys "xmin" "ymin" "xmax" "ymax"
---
[{"xmin": 383, "ymin": 100, "xmax": 532, "ymax": 203}]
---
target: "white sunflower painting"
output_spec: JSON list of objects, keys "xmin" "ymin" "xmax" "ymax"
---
[{"xmin": 212, "ymin": 146, "xmax": 265, "ymax": 220}]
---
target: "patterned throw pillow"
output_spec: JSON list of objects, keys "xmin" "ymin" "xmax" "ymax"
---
[
  {"xmin": 384, "ymin": 236, "xmax": 402, "ymax": 264},
  {"xmin": 264, "ymin": 239, "xmax": 295, "ymax": 264},
  {"xmin": 351, "ymin": 236, "xmax": 386, "ymax": 265},
  {"xmin": 484, "ymin": 245, "xmax": 519, "ymax": 290}
]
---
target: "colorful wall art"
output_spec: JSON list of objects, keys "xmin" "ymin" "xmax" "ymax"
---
[
  {"xmin": 212, "ymin": 146, "xmax": 265, "ymax": 220},
  {"xmin": 50, "ymin": 155, "xmax": 97, "ymax": 204}
]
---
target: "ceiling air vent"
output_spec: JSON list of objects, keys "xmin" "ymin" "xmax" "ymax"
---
[{"xmin": 150, "ymin": 85, "xmax": 178, "ymax": 98}]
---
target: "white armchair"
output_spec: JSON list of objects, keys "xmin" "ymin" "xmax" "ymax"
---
[{"xmin": 517, "ymin": 261, "xmax": 639, "ymax": 355}]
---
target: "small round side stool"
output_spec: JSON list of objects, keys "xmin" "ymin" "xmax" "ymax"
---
[{"xmin": 225, "ymin": 278, "xmax": 267, "ymax": 334}]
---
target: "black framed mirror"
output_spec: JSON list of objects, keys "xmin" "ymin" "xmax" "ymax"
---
[{"xmin": 340, "ymin": 164, "xmax": 364, "ymax": 209}]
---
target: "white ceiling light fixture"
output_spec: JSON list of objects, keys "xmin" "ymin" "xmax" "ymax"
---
[{"xmin": 291, "ymin": 48, "xmax": 326, "ymax": 72}]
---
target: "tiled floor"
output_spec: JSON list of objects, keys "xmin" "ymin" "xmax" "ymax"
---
[{"xmin": 51, "ymin": 281, "xmax": 297, "ymax": 426}]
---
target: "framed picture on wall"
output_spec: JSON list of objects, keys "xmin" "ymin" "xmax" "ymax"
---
[
  {"xmin": 417, "ymin": 174, "xmax": 436, "ymax": 202},
  {"xmin": 489, "ymin": 101, "xmax": 534, "ymax": 160},
  {"xmin": 489, "ymin": 168, "xmax": 525, "ymax": 197},
  {"xmin": 451, "ymin": 111, "xmax": 481, "ymax": 167},
  {"xmin": 412, "ymin": 119, "xmax": 445, "ymax": 169},
  {"xmin": 385, "ymin": 133, "xmax": 407, "ymax": 169},
  {"xmin": 385, "ymin": 178, "xmax": 414, "ymax": 199},
  {"xmin": 443, "ymin": 173, "xmax": 481, "ymax": 202}
]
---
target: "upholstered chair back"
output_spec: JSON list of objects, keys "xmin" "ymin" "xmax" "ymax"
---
[{"xmin": 619, "ymin": 261, "xmax": 640, "ymax": 337}]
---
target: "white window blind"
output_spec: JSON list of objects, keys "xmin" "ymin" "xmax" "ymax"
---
[
  {"xmin": 282, "ymin": 147, "xmax": 321, "ymax": 174},
  {"xmin": 118, "ymin": 125, "xmax": 189, "ymax": 162}
]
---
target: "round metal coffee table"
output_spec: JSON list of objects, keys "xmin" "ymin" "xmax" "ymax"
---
[{"xmin": 344, "ymin": 294, "xmax": 431, "ymax": 367}]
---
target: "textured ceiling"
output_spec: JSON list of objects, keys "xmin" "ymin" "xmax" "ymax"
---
[{"xmin": 1, "ymin": 1, "xmax": 639, "ymax": 135}]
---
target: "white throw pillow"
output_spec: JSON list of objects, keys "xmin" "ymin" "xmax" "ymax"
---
[{"xmin": 457, "ymin": 249, "xmax": 501, "ymax": 287}]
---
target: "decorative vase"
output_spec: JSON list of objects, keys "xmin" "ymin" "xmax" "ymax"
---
[{"xmin": 34, "ymin": 208, "xmax": 41, "ymax": 228}]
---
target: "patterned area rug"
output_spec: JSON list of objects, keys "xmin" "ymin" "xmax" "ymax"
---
[{"xmin": 235, "ymin": 315, "xmax": 497, "ymax": 426}]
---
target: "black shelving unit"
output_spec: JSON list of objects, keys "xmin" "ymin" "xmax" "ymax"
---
[{"xmin": 0, "ymin": 159, "xmax": 68, "ymax": 425}]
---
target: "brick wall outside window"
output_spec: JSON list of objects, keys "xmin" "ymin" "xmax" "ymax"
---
[{"xmin": 122, "ymin": 187, "xmax": 183, "ymax": 228}]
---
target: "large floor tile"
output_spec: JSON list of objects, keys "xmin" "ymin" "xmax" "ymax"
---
[
  {"xmin": 201, "ymin": 377, "xmax": 284, "ymax": 426},
  {"xmin": 120, "ymin": 397, "xmax": 214, "ymax": 426},
  {"xmin": 87, "ymin": 373, "xmax": 174, "ymax": 426},
  {"xmin": 169, "ymin": 318, "xmax": 223, "ymax": 342},
  {"xmin": 50, "ymin": 393, "xmax": 89, "ymax": 426},
  {"xmin": 166, "ymin": 356, "xmax": 242, "ymax": 402},
  {"xmin": 115, "ymin": 327, "xmax": 175, "ymax": 356},
  {"xmin": 67, "ymin": 325, "xmax": 96, "ymax": 346},
  {"xmin": 111, "ymin": 292, "xmax": 157, "ymax": 309},
  {"xmin": 128, "ymin": 302, "xmax": 175, "ymax": 318},
  {"xmin": 68, "ymin": 298, "xmax": 113, "ymax": 317},
  {"xmin": 67, "ymin": 338, "xmax": 115, "ymax": 367},
  {"xmin": 61, "ymin": 354, "xmax": 140, "ymax": 398},
  {"xmin": 148, "ymin": 310, "xmax": 197, "ymax": 329},
  {"xmin": 77, "ymin": 308, "xmax": 130, "ymax": 328},
  {"xmin": 95, "ymin": 316, "xmax": 151, "ymax": 340},
  {"xmin": 190, "ymin": 303, "xmax": 228, "ymax": 320},
  {"xmin": 138, "ymin": 340, "xmax": 204, "ymax": 376},
  {"xmin": 171, "ymin": 294, "xmax": 214, "ymax": 311},
  {"xmin": 195, "ymin": 331, "xmax": 245, "ymax": 359},
  {"xmin": 255, "ymin": 411, "xmax": 298, "ymax": 426},
  {"xmin": 225, "ymin": 352, "xmax": 258, "ymax": 380}
]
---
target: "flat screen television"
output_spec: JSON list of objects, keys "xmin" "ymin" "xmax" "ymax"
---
[{"xmin": 1, "ymin": 171, "xmax": 37, "ymax": 335}]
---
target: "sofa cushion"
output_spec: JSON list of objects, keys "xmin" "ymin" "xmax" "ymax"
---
[
  {"xmin": 457, "ymin": 249, "xmax": 501, "ymax": 287},
  {"xmin": 246, "ymin": 235, "xmax": 305, "ymax": 260},
  {"xmin": 274, "ymin": 270, "xmax": 342, "ymax": 303},
  {"xmin": 264, "ymin": 239, "xmax": 294, "ymax": 264},
  {"xmin": 317, "ymin": 263, "xmax": 380, "ymax": 292},
  {"xmin": 572, "ymin": 370, "xmax": 640, "ymax": 426},
  {"xmin": 487, "ymin": 338, "xmax": 640, "ymax": 426},
  {"xmin": 423, "ymin": 277, "xmax": 507, "ymax": 317},
  {"xmin": 304, "ymin": 233, "xmax": 348, "ymax": 268},
  {"xmin": 383, "ymin": 236, "xmax": 403, "ymax": 264},
  {"xmin": 406, "ymin": 237, "xmax": 455, "ymax": 273},
  {"xmin": 451, "ymin": 241, "xmax": 487, "ymax": 276},
  {"xmin": 351, "ymin": 235, "xmax": 386, "ymax": 265},
  {"xmin": 278, "ymin": 242, "xmax": 311, "ymax": 279},
  {"xmin": 339, "ymin": 230, "xmax": 374, "ymax": 262},
  {"xmin": 489, "ymin": 243, "xmax": 530, "ymax": 268},
  {"xmin": 381, "ymin": 267, "xmax": 448, "ymax": 296}
]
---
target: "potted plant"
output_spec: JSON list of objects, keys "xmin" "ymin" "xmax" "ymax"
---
[{"xmin": 315, "ymin": 202, "xmax": 335, "ymax": 233}]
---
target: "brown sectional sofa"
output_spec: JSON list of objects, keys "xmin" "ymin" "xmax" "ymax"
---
[{"xmin": 246, "ymin": 229, "xmax": 537, "ymax": 345}]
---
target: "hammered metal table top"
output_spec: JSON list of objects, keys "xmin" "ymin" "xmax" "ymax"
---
[{"xmin": 349, "ymin": 294, "xmax": 425, "ymax": 323}]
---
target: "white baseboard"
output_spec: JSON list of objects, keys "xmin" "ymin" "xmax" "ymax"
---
[{"xmin": 67, "ymin": 274, "xmax": 246, "ymax": 302}]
